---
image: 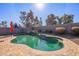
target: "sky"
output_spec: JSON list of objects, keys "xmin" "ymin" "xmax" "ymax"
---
[{"xmin": 0, "ymin": 3, "xmax": 79, "ymax": 26}]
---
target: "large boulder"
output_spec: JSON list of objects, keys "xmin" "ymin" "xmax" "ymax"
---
[
  {"xmin": 72, "ymin": 26, "xmax": 79, "ymax": 35},
  {"xmin": 56, "ymin": 27, "xmax": 66, "ymax": 34}
]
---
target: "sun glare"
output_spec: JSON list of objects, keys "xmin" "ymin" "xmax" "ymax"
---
[{"xmin": 35, "ymin": 3, "xmax": 45, "ymax": 11}]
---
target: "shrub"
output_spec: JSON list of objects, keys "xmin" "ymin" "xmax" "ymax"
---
[
  {"xmin": 45, "ymin": 29, "xmax": 52, "ymax": 33},
  {"xmin": 72, "ymin": 27, "xmax": 79, "ymax": 35},
  {"xmin": 38, "ymin": 30, "xmax": 42, "ymax": 33},
  {"xmin": 56, "ymin": 27, "xmax": 66, "ymax": 34}
]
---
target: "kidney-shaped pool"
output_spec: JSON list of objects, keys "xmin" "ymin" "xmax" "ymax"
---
[{"xmin": 11, "ymin": 35, "xmax": 64, "ymax": 51}]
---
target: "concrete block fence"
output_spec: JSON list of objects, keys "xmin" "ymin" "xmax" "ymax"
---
[{"xmin": 0, "ymin": 23, "xmax": 79, "ymax": 36}]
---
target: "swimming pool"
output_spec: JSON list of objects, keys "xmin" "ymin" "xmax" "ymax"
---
[{"xmin": 11, "ymin": 35, "xmax": 64, "ymax": 51}]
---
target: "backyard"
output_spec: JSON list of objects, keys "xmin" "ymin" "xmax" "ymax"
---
[
  {"xmin": 0, "ymin": 3, "xmax": 79, "ymax": 56},
  {"xmin": 0, "ymin": 34, "xmax": 79, "ymax": 56}
]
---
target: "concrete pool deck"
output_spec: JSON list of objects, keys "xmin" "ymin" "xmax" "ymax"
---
[{"xmin": 0, "ymin": 35, "xmax": 79, "ymax": 56}]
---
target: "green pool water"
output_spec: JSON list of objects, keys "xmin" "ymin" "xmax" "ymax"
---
[{"xmin": 11, "ymin": 35, "xmax": 64, "ymax": 51}]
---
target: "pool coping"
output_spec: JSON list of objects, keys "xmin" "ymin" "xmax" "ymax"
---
[{"xmin": 0, "ymin": 34, "xmax": 79, "ymax": 56}]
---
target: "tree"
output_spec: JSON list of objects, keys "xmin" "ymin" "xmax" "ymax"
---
[
  {"xmin": 61, "ymin": 14, "xmax": 74, "ymax": 24},
  {"xmin": 0, "ymin": 21, "xmax": 7, "ymax": 27},
  {"xmin": 20, "ymin": 10, "xmax": 42, "ymax": 28},
  {"xmin": 20, "ymin": 11, "xmax": 27, "ymax": 27},
  {"xmin": 56, "ymin": 14, "xmax": 74, "ymax": 24},
  {"xmin": 13, "ymin": 23, "xmax": 18, "ymax": 28},
  {"xmin": 56, "ymin": 16, "xmax": 62, "ymax": 24},
  {"xmin": 46, "ymin": 14, "xmax": 57, "ymax": 26},
  {"xmin": 40, "ymin": 17, "xmax": 42, "ymax": 26}
]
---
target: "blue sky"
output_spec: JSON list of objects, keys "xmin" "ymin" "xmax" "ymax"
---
[{"xmin": 0, "ymin": 3, "xmax": 79, "ymax": 26}]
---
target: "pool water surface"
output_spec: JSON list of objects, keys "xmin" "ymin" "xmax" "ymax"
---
[{"xmin": 11, "ymin": 35, "xmax": 64, "ymax": 51}]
